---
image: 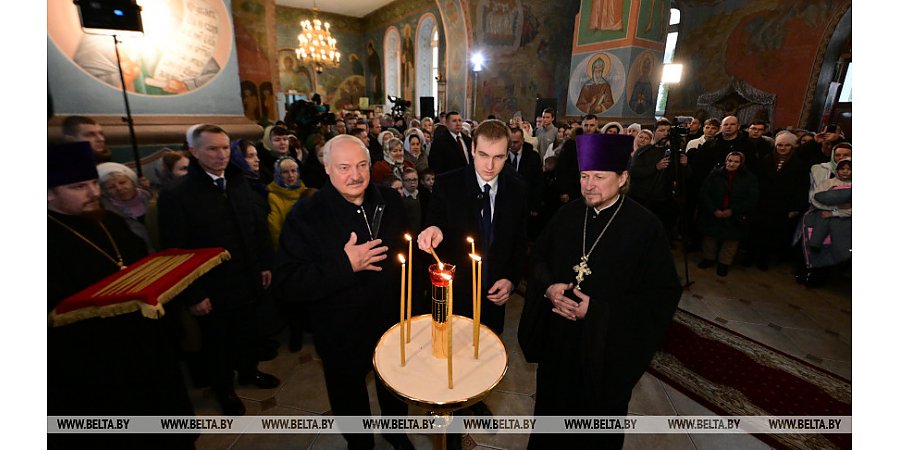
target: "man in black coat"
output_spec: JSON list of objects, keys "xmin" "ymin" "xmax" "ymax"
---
[
  {"xmin": 418, "ymin": 119, "xmax": 529, "ymax": 335},
  {"xmin": 158, "ymin": 124, "xmax": 278, "ymax": 416},
  {"xmin": 427, "ymin": 111, "xmax": 472, "ymax": 175},
  {"xmin": 507, "ymin": 127, "xmax": 545, "ymax": 238},
  {"xmin": 271, "ymin": 135, "xmax": 412, "ymax": 450}
]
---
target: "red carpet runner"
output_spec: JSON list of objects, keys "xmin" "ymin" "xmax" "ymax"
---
[{"xmin": 649, "ymin": 310, "xmax": 851, "ymax": 449}]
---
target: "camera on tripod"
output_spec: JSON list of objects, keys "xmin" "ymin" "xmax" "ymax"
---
[{"xmin": 388, "ymin": 95, "xmax": 412, "ymax": 119}]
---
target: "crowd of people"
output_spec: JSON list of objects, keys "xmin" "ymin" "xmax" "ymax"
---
[{"xmin": 48, "ymin": 106, "xmax": 850, "ymax": 449}]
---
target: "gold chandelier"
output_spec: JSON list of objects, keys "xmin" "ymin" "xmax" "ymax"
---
[{"xmin": 295, "ymin": 4, "xmax": 340, "ymax": 72}]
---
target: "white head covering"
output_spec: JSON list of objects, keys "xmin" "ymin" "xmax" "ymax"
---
[{"xmin": 97, "ymin": 162, "xmax": 138, "ymax": 186}]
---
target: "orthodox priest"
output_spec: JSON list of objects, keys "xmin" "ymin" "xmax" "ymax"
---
[
  {"xmin": 518, "ymin": 133, "xmax": 681, "ymax": 449},
  {"xmin": 48, "ymin": 142, "xmax": 195, "ymax": 449}
]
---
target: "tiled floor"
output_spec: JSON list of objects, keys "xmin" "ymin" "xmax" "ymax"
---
[{"xmin": 189, "ymin": 250, "xmax": 851, "ymax": 449}]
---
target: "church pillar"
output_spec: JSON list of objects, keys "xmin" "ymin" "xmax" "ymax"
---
[{"xmin": 564, "ymin": 0, "xmax": 669, "ymax": 122}]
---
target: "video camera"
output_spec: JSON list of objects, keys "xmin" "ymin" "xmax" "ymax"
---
[
  {"xmin": 670, "ymin": 116, "xmax": 693, "ymax": 137},
  {"xmin": 388, "ymin": 95, "xmax": 412, "ymax": 119},
  {"xmin": 284, "ymin": 99, "xmax": 336, "ymax": 140}
]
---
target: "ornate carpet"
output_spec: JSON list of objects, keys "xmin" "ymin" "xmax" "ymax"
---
[{"xmin": 649, "ymin": 309, "xmax": 851, "ymax": 449}]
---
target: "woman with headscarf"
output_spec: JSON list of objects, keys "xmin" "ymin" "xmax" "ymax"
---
[
  {"xmin": 230, "ymin": 138, "xmax": 268, "ymax": 201},
  {"xmin": 97, "ymin": 162, "xmax": 154, "ymax": 250},
  {"xmin": 626, "ymin": 123, "xmax": 642, "ymax": 137},
  {"xmin": 696, "ymin": 151, "xmax": 759, "ymax": 277},
  {"xmin": 601, "ymin": 121, "xmax": 623, "ymax": 134},
  {"xmin": 372, "ymin": 137, "xmax": 414, "ymax": 184},
  {"xmin": 403, "ymin": 130, "xmax": 428, "ymax": 173},
  {"xmin": 752, "ymin": 132, "xmax": 810, "ymax": 270},
  {"xmin": 267, "ymin": 156, "xmax": 309, "ymax": 249},
  {"xmin": 153, "ymin": 149, "xmax": 189, "ymax": 191}
]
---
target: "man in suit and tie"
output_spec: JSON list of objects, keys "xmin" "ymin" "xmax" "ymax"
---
[
  {"xmin": 427, "ymin": 111, "xmax": 472, "ymax": 175},
  {"xmin": 508, "ymin": 127, "xmax": 545, "ymax": 238},
  {"xmin": 418, "ymin": 119, "xmax": 528, "ymax": 335}
]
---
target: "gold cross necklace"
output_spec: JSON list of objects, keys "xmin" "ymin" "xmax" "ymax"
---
[{"xmin": 573, "ymin": 196, "xmax": 624, "ymax": 290}]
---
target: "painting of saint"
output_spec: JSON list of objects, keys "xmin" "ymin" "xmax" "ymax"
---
[
  {"xmin": 628, "ymin": 54, "xmax": 656, "ymax": 114},
  {"xmin": 367, "ymin": 41, "xmax": 383, "ymax": 102},
  {"xmin": 576, "ymin": 54, "xmax": 615, "ymax": 114},
  {"xmin": 241, "ymin": 80, "xmax": 260, "ymax": 120},
  {"xmin": 401, "ymin": 24, "xmax": 415, "ymax": 100},
  {"xmin": 589, "ymin": 0, "xmax": 624, "ymax": 31}
]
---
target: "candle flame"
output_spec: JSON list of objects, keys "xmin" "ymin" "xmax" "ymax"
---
[
  {"xmin": 404, "ymin": 233, "xmax": 413, "ymax": 241},
  {"xmin": 469, "ymin": 253, "xmax": 482, "ymax": 262},
  {"xmin": 398, "ymin": 254, "xmax": 406, "ymax": 264},
  {"xmin": 466, "ymin": 236, "xmax": 474, "ymax": 244}
]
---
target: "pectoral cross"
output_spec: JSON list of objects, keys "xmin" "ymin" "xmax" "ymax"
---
[{"xmin": 572, "ymin": 255, "xmax": 592, "ymax": 290}]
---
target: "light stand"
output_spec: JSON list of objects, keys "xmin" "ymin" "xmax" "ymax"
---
[
  {"xmin": 112, "ymin": 34, "xmax": 143, "ymax": 178},
  {"xmin": 660, "ymin": 63, "xmax": 692, "ymax": 289},
  {"xmin": 74, "ymin": 0, "xmax": 145, "ymax": 177}
]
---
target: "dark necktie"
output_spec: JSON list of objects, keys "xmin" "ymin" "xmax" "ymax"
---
[
  {"xmin": 457, "ymin": 136, "xmax": 468, "ymax": 164},
  {"xmin": 482, "ymin": 183, "xmax": 492, "ymax": 249},
  {"xmin": 214, "ymin": 178, "xmax": 226, "ymax": 192},
  {"xmin": 510, "ymin": 152, "xmax": 518, "ymax": 171}
]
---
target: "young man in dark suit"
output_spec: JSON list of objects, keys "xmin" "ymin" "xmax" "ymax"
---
[
  {"xmin": 508, "ymin": 127, "xmax": 545, "ymax": 238},
  {"xmin": 427, "ymin": 111, "xmax": 472, "ymax": 175},
  {"xmin": 418, "ymin": 119, "xmax": 529, "ymax": 335}
]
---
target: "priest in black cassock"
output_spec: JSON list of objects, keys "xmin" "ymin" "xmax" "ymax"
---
[
  {"xmin": 518, "ymin": 133, "xmax": 682, "ymax": 449},
  {"xmin": 48, "ymin": 142, "xmax": 195, "ymax": 449}
]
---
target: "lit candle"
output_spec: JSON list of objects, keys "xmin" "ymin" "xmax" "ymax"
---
[
  {"xmin": 447, "ymin": 277, "xmax": 453, "ymax": 389},
  {"xmin": 398, "ymin": 254, "xmax": 406, "ymax": 366},
  {"xmin": 475, "ymin": 257, "xmax": 482, "ymax": 359},
  {"xmin": 469, "ymin": 253, "xmax": 479, "ymax": 345},
  {"xmin": 405, "ymin": 234, "xmax": 413, "ymax": 342}
]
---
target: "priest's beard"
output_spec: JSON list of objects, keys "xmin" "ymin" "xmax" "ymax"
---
[{"xmin": 80, "ymin": 203, "xmax": 106, "ymax": 222}]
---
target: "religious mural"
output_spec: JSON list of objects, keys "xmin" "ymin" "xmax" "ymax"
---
[
  {"xmin": 48, "ymin": 0, "xmax": 232, "ymax": 96},
  {"xmin": 636, "ymin": 0, "xmax": 669, "ymax": 41},
  {"xmin": 363, "ymin": 42, "xmax": 384, "ymax": 104},
  {"xmin": 567, "ymin": 51, "xmax": 625, "ymax": 116},
  {"xmin": 577, "ymin": 0, "xmax": 631, "ymax": 46},
  {"xmin": 401, "ymin": 24, "xmax": 416, "ymax": 101},
  {"xmin": 665, "ymin": 0, "xmax": 850, "ymax": 127},
  {"xmin": 240, "ymin": 80, "xmax": 261, "ymax": 120},
  {"xmin": 470, "ymin": 0, "xmax": 580, "ymax": 120},
  {"xmin": 277, "ymin": 49, "xmax": 313, "ymax": 96},
  {"xmin": 475, "ymin": 0, "xmax": 523, "ymax": 54},
  {"xmin": 626, "ymin": 50, "xmax": 660, "ymax": 115},
  {"xmin": 437, "ymin": 0, "xmax": 468, "ymax": 113}
]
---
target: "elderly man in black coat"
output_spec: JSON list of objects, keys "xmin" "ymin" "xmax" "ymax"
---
[
  {"xmin": 272, "ymin": 134, "xmax": 412, "ymax": 450},
  {"xmin": 418, "ymin": 119, "xmax": 529, "ymax": 336},
  {"xmin": 158, "ymin": 124, "xmax": 278, "ymax": 416}
]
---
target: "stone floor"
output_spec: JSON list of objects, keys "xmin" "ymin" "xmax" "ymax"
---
[{"xmin": 189, "ymin": 249, "xmax": 851, "ymax": 449}]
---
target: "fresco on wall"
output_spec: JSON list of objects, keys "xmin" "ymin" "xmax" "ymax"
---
[
  {"xmin": 438, "ymin": 0, "xmax": 468, "ymax": 112},
  {"xmin": 626, "ymin": 50, "xmax": 660, "ymax": 115},
  {"xmin": 636, "ymin": 0, "xmax": 669, "ymax": 41},
  {"xmin": 576, "ymin": 0, "xmax": 631, "ymax": 46},
  {"xmin": 278, "ymin": 49, "xmax": 313, "ymax": 95},
  {"xmin": 48, "ymin": 0, "xmax": 232, "ymax": 96},
  {"xmin": 328, "ymin": 75, "xmax": 367, "ymax": 111},
  {"xmin": 401, "ymin": 24, "xmax": 415, "ymax": 101},
  {"xmin": 567, "ymin": 51, "xmax": 625, "ymax": 116},
  {"xmin": 366, "ymin": 41, "xmax": 384, "ymax": 103},
  {"xmin": 468, "ymin": 0, "xmax": 579, "ymax": 120},
  {"xmin": 475, "ymin": 0, "xmax": 523, "ymax": 53},
  {"xmin": 666, "ymin": 0, "xmax": 848, "ymax": 127},
  {"xmin": 241, "ymin": 80, "xmax": 261, "ymax": 120}
]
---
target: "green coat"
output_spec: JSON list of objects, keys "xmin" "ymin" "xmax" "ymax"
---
[{"xmin": 697, "ymin": 168, "xmax": 759, "ymax": 241}]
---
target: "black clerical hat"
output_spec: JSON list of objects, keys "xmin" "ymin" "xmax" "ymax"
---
[{"xmin": 48, "ymin": 142, "xmax": 99, "ymax": 188}]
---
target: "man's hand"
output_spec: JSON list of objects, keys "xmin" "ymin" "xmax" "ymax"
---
[
  {"xmin": 417, "ymin": 226, "xmax": 444, "ymax": 252},
  {"xmin": 260, "ymin": 270, "xmax": 272, "ymax": 289},
  {"xmin": 344, "ymin": 232, "xmax": 387, "ymax": 272},
  {"xmin": 546, "ymin": 282, "xmax": 580, "ymax": 320},
  {"xmin": 571, "ymin": 289, "xmax": 590, "ymax": 320},
  {"xmin": 486, "ymin": 279, "xmax": 514, "ymax": 305},
  {"xmin": 189, "ymin": 298, "xmax": 213, "ymax": 316},
  {"xmin": 656, "ymin": 156, "xmax": 671, "ymax": 170},
  {"xmin": 560, "ymin": 194, "xmax": 570, "ymax": 203},
  {"xmin": 821, "ymin": 210, "xmax": 834, "ymax": 218},
  {"xmin": 679, "ymin": 153, "xmax": 688, "ymax": 166}
]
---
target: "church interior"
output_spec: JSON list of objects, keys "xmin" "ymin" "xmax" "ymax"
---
[{"xmin": 43, "ymin": 0, "xmax": 867, "ymax": 449}]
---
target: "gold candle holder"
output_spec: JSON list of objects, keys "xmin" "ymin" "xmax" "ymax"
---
[{"xmin": 428, "ymin": 263, "xmax": 455, "ymax": 359}]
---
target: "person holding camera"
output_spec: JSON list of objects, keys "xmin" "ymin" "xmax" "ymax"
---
[{"xmin": 628, "ymin": 120, "xmax": 690, "ymax": 241}]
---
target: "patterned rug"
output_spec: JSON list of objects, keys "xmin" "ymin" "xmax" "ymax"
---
[{"xmin": 649, "ymin": 310, "xmax": 851, "ymax": 450}]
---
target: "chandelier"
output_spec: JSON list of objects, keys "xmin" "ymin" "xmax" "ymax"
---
[{"xmin": 295, "ymin": 4, "xmax": 340, "ymax": 73}]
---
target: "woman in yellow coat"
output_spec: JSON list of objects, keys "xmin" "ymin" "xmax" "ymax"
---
[{"xmin": 267, "ymin": 156, "xmax": 310, "ymax": 248}]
